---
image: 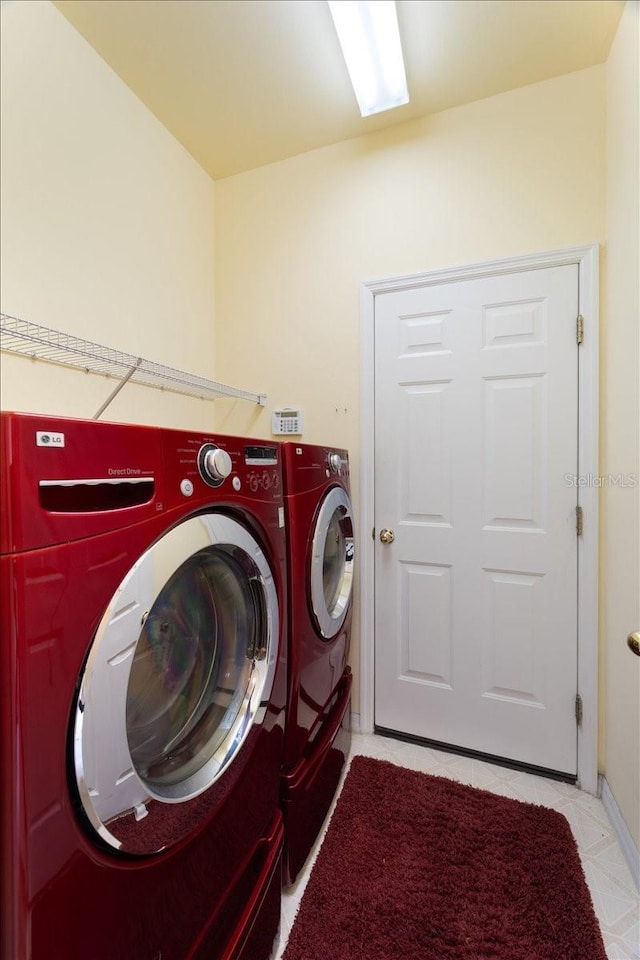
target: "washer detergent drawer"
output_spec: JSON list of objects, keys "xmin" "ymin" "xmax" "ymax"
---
[{"xmin": 0, "ymin": 412, "xmax": 163, "ymax": 553}]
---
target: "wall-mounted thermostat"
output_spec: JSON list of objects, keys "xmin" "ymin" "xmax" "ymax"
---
[{"xmin": 272, "ymin": 408, "xmax": 303, "ymax": 435}]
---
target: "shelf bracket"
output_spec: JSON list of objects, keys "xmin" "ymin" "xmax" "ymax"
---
[{"xmin": 92, "ymin": 358, "xmax": 143, "ymax": 420}]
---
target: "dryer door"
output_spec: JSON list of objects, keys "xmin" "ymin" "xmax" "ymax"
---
[
  {"xmin": 309, "ymin": 487, "xmax": 355, "ymax": 639},
  {"xmin": 72, "ymin": 514, "xmax": 279, "ymax": 853}
]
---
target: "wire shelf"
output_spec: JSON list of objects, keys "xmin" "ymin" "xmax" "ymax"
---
[{"xmin": 0, "ymin": 314, "xmax": 266, "ymax": 409}]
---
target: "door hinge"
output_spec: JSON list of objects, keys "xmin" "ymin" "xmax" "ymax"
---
[
  {"xmin": 372, "ymin": 526, "xmax": 376, "ymax": 541},
  {"xmin": 575, "ymin": 693, "xmax": 583, "ymax": 726},
  {"xmin": 576, "ymin": 504, "xmax": 583, "ymax": 536},
  {"xmin": 576, "ymin": 314, "xmax": 584, "ymax": 345}
]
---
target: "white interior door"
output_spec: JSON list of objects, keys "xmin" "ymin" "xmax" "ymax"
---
[{"xmin": 374, "ymin": 264, "xmax": 579, "ymax": 775}]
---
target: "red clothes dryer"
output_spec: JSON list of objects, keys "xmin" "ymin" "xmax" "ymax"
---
[
  {"xmin": 280, "ymin": 443, "xmax": 354, "ymax": 885},
  {"xmin": 0, "ymin": 412, "xmax": 288, "ymax": 960}
]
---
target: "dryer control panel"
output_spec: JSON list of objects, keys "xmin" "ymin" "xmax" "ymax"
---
[{"xmin": 281, "ymin": 442, "xmax": 350, "ymax": 497}]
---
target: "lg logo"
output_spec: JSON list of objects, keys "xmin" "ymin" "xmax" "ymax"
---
[{"xmin": 36, "ymin": 431, "xmax": 65, "ymax": 448}]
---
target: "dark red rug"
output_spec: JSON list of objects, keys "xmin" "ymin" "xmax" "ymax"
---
[{"xmin": 283, "ymin": 756, "xmax": 607, "ymax": 960}]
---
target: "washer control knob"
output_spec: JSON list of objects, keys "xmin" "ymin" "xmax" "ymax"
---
[
  {"xmin": 180, "ymin": 479, "xmax": 194, "ymax": 497},
  {"xmin": 204, "ymin": 448, "xmax": 232, "ymax": 481},
  {"xmin": 198, "ymin": 444, "xmax": 232, "ymax": 486},
  {"xmin": 329, "ymin": 453, "xmax": 342, "ymax": 473}
]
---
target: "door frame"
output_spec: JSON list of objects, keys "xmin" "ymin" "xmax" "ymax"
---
[{"xmin": 359, "ymin": 243, "xmax": 599, "ymax": 794}]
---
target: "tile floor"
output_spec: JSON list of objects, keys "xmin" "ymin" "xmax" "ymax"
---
[{"xmin": 273, "ymin": 732, "xmax": 640, "ymax": 960}]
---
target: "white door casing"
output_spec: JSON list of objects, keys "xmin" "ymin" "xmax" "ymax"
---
[{"xmin": 359, "ymin": 245, "xmax": 599, "ymax": 793}]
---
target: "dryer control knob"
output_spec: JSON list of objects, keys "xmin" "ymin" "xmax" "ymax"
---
[
  {"xmin": 329, "ymin": 453, "xmax": 342, "ymax": 473},
  {"xmin": 198, "ymin": 444, "xmax": 232, "ymax": 486}
]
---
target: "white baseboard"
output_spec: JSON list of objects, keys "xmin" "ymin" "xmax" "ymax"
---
[
  {"xmin": 600, "ymin": 775, "xmax": 640, "ymax": 891},
  {"xmin": 350, "ymin": 712, "xmax": 362, "ymax": 734}
]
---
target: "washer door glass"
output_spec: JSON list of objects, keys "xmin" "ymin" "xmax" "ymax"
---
[
  {"xmin": 72, "ymin": 514, "xmax": 278, "ymax": 853},
  {"xmin": 309, "ymin": 487, "xmax": 355, "ymax": 639},
  {"xmin": 127, "ymin": 548, "xmax": 259, "ymax": 788}
]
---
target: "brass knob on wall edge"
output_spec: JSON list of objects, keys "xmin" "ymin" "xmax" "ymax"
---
[{"xmin": 627, "ymin": 632, "xmax": 640, "ymax": 657}]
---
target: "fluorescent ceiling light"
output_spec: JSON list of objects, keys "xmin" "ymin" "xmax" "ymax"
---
[{"xmin": 328, "ymin": 0, "xmax": 409, "ymax": 117}]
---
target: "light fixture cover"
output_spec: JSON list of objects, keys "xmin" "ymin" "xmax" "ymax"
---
[{"xmin": 328, "ymin": 0, "xmax": 409, "ymax": 117}]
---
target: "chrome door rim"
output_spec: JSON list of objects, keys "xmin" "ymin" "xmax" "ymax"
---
[{"xmin": 309, "ymin": 486, "xmax": 354, "ymax": 639}]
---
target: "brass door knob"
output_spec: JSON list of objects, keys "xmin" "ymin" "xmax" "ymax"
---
[
  {"xmin": 379, "ymin": 528, "xmax": 395, "ymax": 544},
  {"xmin": 627, "ymin": 632, "xmax": 640, "ymax": 657}
]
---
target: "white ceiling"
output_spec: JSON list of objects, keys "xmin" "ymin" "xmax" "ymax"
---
[{"xmin": 53, "ymin": 0, "xmax": 624, "ymax": 180}]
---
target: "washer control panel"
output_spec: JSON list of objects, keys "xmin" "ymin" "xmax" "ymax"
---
[
  {"xmin": 166, "ymin": 432, "xmax": 283, "ymax": 504},
  {"xmin": 246, "ymin": 469, "xmax": 281, "ymax": 494},
  {"xmin": 245, "ymin": 444, "xmax": 280, "ymax": 494}
]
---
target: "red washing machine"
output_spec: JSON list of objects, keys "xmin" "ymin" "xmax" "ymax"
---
[
  {"xmin": 0, "ymin": 412, "xmax": 288, "ymax": 960},
  {"xmin": 280, "ymin": 443, "xmax": 354, "ymax": 886}
]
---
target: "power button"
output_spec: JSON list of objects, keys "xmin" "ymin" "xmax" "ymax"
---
[{"xmin": 180, "ymin": 479, "xmax": 194, "ymax": 497}]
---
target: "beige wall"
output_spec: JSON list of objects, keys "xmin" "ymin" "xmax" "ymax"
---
[
  {"xmin": 214, "ymin": 66, "xmax": 606, "ymax": 716},
  {"xmin": 603, "ymin": 0, "xmax": 640, "ymax": 849},
  {"xmin": 0, "ymin": 0, "xmax": 216, "ymax": 430}
]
